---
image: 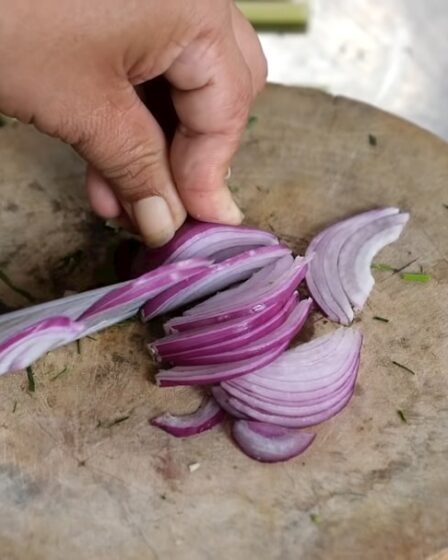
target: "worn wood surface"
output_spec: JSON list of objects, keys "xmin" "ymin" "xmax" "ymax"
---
[{"xmin": 0, "ymin": 85, "xmax": 447, "ymax": 560}]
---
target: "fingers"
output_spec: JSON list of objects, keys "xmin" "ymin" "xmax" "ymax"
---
[
  {"xmin": 75, "ymin": 87, "xmax": 186, "ymax": 247},
  {"xmin": 165, "ymin": 30, "xmax": 253, "ymax": 224}
]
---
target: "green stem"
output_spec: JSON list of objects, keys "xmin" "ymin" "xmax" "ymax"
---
[{"xmin": 236, "ymin": 2, "xmax": 309, "ymax": 29}]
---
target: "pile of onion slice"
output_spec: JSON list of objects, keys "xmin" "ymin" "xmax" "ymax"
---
[
  {"xmin": 0, "ymin": 207, "xmax": 409, "ymax": 462},
  {"xmin": 305, "ymin": 207, "xmax": 409, "ymax": 324}
]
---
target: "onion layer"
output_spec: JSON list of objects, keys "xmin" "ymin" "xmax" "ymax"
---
[
  {"xmin": 232, "ymin": 420, "xmax": 315, "ymax": 463},
  {"xmin": 150, "ymin": 397, "xmax": 225, "ymax": 437},
  {"xmin": 305, "ymin": 208, "xmax": 409, "ymax": 324}
]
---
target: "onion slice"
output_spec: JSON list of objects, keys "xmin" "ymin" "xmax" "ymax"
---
[
  {"xmin": 232, "ymin": 420, "xmax": 315, "ymax": 463},
  {"xmin": 150, "ymin": 397, "xmax": 225, "ymax": 437},
  {"xmin": 150, "ymin": 294, "xmax": 297, "ymax": 362},
  {"xmin": 168, "ymin": 298, "xmax": 313, "ymax": 366},
  {"xmin": 0, "ymin": 317, "xmax": 84, "ymax": 375},
  {"xmin": 220, "ymin": 328, "xmax": 362, "ymax": 427},
  {"xmin": 165, "ymin": 254, "xmax": 310, "ymax": 333},
  {"xmin": 132, "ymin": 220, "xmax": 280, "ymax": 274},
  {"xmin": 305, "ymin": 208, "xmax": 409, "ymax": 324},
  {"xmin": 79, "ymin": 259, "xmax": 209, "ymax": 334},
  {"xmin": 141, "ymin": 245, "xmax": 291, "ymax": 321},
  {"xmin": 155, "ymin": 298, "xmax": 312, "ymax": 386}
]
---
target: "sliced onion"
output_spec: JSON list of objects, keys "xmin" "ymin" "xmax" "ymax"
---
[
  {"xmin": 132, "ymin": 220, "xmax": 280, "ymax": 274},
  {"xmin": 150, "ymin": 397, "xmax": 225, "ymax": 437},
  {"xmin": 150, "ymin": 293, "xmax": 297, "ymax": 362},
  {"xmin": 80, "ymin": 259, "xmax": 208, "ymax": 334},
  {"xmin": 156, "ymin": 345, "xmax": 288, "ymax": 387},
  {"xmin": 220, "ymin": 328, "xmax": 362, "ymax": 427},
  {"xmin": 305, "ymin": 208, "xmax": 409, "ymax": 324},
  {"xmin": 165, "ymin": 254, "xmax": 310, "ymax": 333},
  {"xmin": 232, "ymin": 420, "xmax": 315, "ymax": 463},
  {"xmin": 211, "ymin": 387, "xmax": 249, "ymax": 419},
  {"xmin": 0, "ymin": 317, "xmax": 84, "ymax": 375},
  {"xmin": 141, "ymin": 245, "xmax": 290, "ymax": 321},
  {"xmin": 167, "ymin": 298, "xmax": 313, "ymax": 366}
]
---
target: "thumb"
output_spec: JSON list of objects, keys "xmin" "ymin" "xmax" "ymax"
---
[{"xmin": 76, "ymin": 87, "xmax": 186, "ymax": 247}]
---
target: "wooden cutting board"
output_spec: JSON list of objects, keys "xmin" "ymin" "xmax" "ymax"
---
[{"xmin": 0, "ymin": 85, "xmax": 447, "ymax": 560}]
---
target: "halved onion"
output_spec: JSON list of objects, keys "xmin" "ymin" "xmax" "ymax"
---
[
  {"xmin": 305, "ymin": 208, "xmax": 409, "ymax": 324},
  {"xmin": 141, "ymin": 245, "xmax": 290, "ymax": 321},
  {"xmin": 150, "ymin": 397, "xmax": 225, "ymax": 437},
  {"xmin": 132, "ymin": 219, "xmax": 280, "ymax": 274},
  {"xmin": 232, "ymin": 420, "xmax": 315, "ymax": 463},
  {"xmin": 0, "ymin": 317, "xmax": 84, "ymax": 375}
]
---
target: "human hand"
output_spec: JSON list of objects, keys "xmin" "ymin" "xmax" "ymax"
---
[{"xmin": 0, "ymin": 0, "xmax": 266, "ymax": 246}]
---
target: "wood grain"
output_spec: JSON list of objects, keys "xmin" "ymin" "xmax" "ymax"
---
[{"xmin": 0, "ymin": 85, "xmax": 447, "ymax": 560}]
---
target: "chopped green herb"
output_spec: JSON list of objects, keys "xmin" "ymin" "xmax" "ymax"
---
[
  {"xmin": 373, "ymin": 316, "xmax": 389, "ymax": 323},
  {"xmin": 368, "ymin": 133, "xmax": 377, "ymax": 146},
  {"xmin": 246, "ymin": 115, "xmax": 258, "ymax": 129},
  {"xmin": 50, "ymin": 367, "xmax": 68, "ymax": 382},
  {"xmin": 12, "ymin": 401, "xmax": 17, "ymax": 413},
  {"xmin": 0, "ymin": 270, "xmax": 36, "ymax": 303},
  {"xmin": 397, "ymin": 409, "xmax": 407, "ymax": 423},
  {"xmin": 400, "ymin": 272, "xmax": 431, "ymax": 283},
  {"xmin": 228, "ymin": 184, "xmax": 240, "ymax": 194},
  {"xmin": 310, "ymin": 513, "xmax": 321, "ymax": 524},
  {"xmin": 26, "ymin": 366, "xmax": 35, "ymax": 392},
  {"xmin": 76, "ymin": 339, "xmax": 81, "ymax": 354},
  {"xmin": 371, "ymin": 263, "xmax": 395, "ymax": 272},
  {"xmin": 86, "ymin": 335, "xmax": 97, "ymax": 341},
  {"xmin": 97, "ymin": 414, "xmax": 130, "ymax": 428},
  {"xmin": 391, "ymin": 360, "xmax": 415, "ymax": 375}
]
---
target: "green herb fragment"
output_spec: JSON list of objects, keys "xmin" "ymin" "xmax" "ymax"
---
[
  {"xmin": 310, "ymin": 513, "xmax": 321, "ymax": 524},
  {"xmin": 400, "ymin": 272, "xmax": 431, "ymax": 283},
  {"xmin": 391, "ymin": 360, "xmax": 415, "ymax": 375},
  {"xmin": 397, "ymin": 409, "xmax": 407, "ymax": 423},
  {"xmin": 50, "ymin": 367, "xmax": 68, "ymax": 382},
  {"xmin": 368, "ymin": 133, "xmax": 377, "ymax": 146},
  {"xmin": 373, "ymin": 316, "xmax": 389, "ymax": 323},
  {"xmin": 371, "ymin": 263, "xmax": 395, "ymax": 272},
  {"xmin": 236, "ymin": 2, "xmax": 309, "ymax": 30},
  {"xmin": 97, "ymin": 414, "xmax": 130, "ymax": 428},
  {"xmin": 12, "ymin": 401, "xmax": 17, "ymax": 413},
  {"xmin": 76, "ymin": 339, "xmax": 81, "ymax": 354},
  {"xmin": 26, "ymin": 366, "xmax": 35, "ymax": 392},
  {"xmin": 0, "ymin": 270, "xmax": 36, "ymax": 303},
  {"xmin": 246, "ymin": 115, "xmax": 258, "ymax": 129},
  {"xmin": 86, "ymin": 335, "xmax": 97, "ymax": 341}
]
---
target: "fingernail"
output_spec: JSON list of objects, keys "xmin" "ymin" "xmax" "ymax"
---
[
  {"xmin": 132, "ymin": 196, "xmax": 175, "ymax": 247},
  {"xmin": 217, "ymin": 187, "xmax": 244, "ymax": 225}
]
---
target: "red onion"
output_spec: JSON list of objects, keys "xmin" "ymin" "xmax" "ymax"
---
[
  {"xmin": 0, "ymin": 317, "xmax": 84, "ymax": 375},
  {"xmin": 166, "ymin": 298, "xmax": 313, "ymax": 366},
  {"xmin": 305, "ymin": 208, "xmax": 409, "ymax": 324},
  {"xmin": 164, "ymin": 254, "xmax": 310, "ymax": 333},
  {"xmin": 211, "ymin": 387, "xmax": 249, "ymax": 419},
  {"xmin": 232, "ymin": 420, "xmax": 315, "ymax": 463},
  {"xmin": 150, "ymin": 293, "xmax": 297, "ymax": 362},
  {"xmin": 220, "ymin": 329, "xmax": 362, "ymax": 427},
  {"xmin": 132, "ymin": 219, "xmax": 280, "ymax": 274},
  {"xmin": 150, "ymin": 397, "xmax": 225, "ymax": 437},
  {"xmin": 141, "ymin": 245, "xmax": 291, "ymax": 321},
  {"xmin": 80, "ymin": 259, "xmax": 209, "ymax": 334}
]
